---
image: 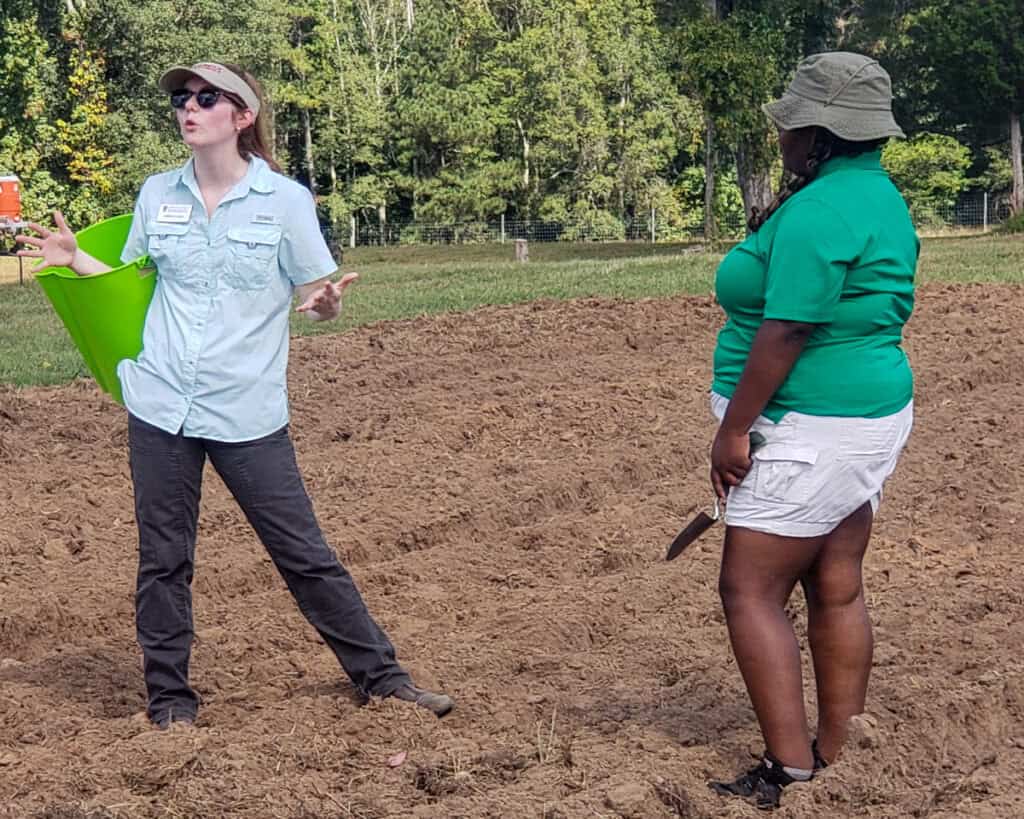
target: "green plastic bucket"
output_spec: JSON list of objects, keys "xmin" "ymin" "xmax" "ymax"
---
[{"xmin": 36, "ymin": 214, "xmax": 155, "ymax": 405}]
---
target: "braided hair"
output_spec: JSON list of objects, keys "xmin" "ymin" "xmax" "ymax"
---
[{"xmin": 748, "ymin": 129, "xmax": 888, "ymax": 233}]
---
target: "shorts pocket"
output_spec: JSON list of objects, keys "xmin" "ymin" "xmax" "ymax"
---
[
  {"xmin": 752, "ymin": 444, "xmax": 818, "ymax": 504},
  {"xmin": 225, "ymin": 226, "xmax": 282, "ymax": 290}
]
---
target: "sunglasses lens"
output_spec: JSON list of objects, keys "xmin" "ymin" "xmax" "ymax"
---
[
  {"xmin": 196, "ymin": 90, "xmax": 221, "ymax": 108},
  {"xmin": 170, "ymin": 89, "xmax": 223, "ymax": 109}
]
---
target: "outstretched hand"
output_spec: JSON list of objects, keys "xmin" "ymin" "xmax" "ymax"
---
[
  {"xmin": 295, "ymin": 272, "xmax": 359, "ymax": 321},
  {"xmin": 15, "ymin": 211, "xmax": 77, "ymax": 273}
]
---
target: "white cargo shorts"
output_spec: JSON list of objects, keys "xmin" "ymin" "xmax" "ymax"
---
[{"xmin": 710, "ymin": 392, "xmax": 913, "ymax": 537}]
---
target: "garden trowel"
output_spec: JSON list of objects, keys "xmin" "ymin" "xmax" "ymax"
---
[{"xmin": 665, "ymin": 430, "xmax": 766, "ymax": 561}]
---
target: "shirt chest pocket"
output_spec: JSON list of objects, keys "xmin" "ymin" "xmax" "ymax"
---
[
  {"xmin": 225, "ymin": 226, "xmax": 282, "ymax": 291},
  {"xmin": 146, "ymin": 221, "xmax": 201, "ymax": 283}
]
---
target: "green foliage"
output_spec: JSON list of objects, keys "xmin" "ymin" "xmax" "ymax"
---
[
  {"xmin": 56, "ymin": 46, "xmax": 117, "ymax": 224},
  {"xmin": 863, "ymin": 0, "xmax": 1023, "ymax": 213},
  {"xmin": 559, "ymin": 205, "xmax": 626, "ymax": 242},
  {"xmin": 0, "ymin": 0, "xmax": 1012, "ymax": 236},
  {"xmin": 975, "ymin": 145, "xmax": 1013, "ymax": 194},
  {"xmin": 0, "ymin": 9, "xmax": 67, "ymax": 217},
  {"xmin": 905, "ymin": 0, "xmax": 1024, "ymax": 140},
  {"xmin": 882, "ymin": 133, "xmax": 971, "ymax": 222},
  {"xmin": 999, "ymin": 211, "xmax": 1024, "ymax": 234},
  {"xmin": 678, "ymin": 11, "xmax": 785, "ymax": 155},
  {"xmin": 674, "ymin": 166, "xmax": 745, "ymax": 237}
]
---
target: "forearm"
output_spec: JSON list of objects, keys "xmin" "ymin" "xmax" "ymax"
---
[
  {"xmin": 71, "ymin": 248, "xmax": 112, "ymax": 276},
  {"xmin": 720, "ymin": 319, "xmax": 815, "ymax": 434}
]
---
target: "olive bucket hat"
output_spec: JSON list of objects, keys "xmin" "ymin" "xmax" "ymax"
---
[{"xmin": 763, "ymin": 51, "xmax": 905, "ymax": 141}]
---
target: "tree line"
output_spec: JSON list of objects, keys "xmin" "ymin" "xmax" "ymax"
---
[{"xmin": 1, "ymin": 0, "xmax": 1021, "ymax": 242}]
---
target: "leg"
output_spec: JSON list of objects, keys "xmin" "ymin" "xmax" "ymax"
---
[
  {"xmin": 205, "ymin": 427, "xmax": 412, "ymax": 698},
  {"xmin": 802, "ymin": 501, "xmax": 874, "ymax": 763},
  {"xmin": 718, "ymin": 526, "xmax": 825, "ymax": 770},
  {"xmin": 128, "ymin": 415, "xmax": 205, "ymax": 725}
]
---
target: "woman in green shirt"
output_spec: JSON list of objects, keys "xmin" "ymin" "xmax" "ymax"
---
[{"xmin": 706, "ymin": 53, "xmax": 917, "ymax": 810}]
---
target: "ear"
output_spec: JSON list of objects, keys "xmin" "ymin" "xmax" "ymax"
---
[
  {"xmin": 804, "ymin": 127, "xmax": 825, "ymax": 162},
  {"xmin": 234, "ymin": 108, "xmax": 256, "ymax": 132}
]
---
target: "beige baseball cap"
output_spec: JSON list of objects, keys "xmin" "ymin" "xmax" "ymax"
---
[
  {"xmin": 158, "ymin": 62, "xmax": 261, "ymax": 116},
  {"xmin": 763, "ymin": 52, "xmax": 904, "ymax": 141}
]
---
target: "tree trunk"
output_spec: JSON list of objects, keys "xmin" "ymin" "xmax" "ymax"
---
[
  {"xmin": 1011, "ymin": 109, "xmax": 1023, "ymax": 215},
  {"xmin": 303, "ymin": 107, "xmax": 316, "ymax": 195},
  {"xmin": 378, "ymin": 202, "xmax": 387, "ymax": 246},
  {"xmin": 704, "ymin": 117, "xmax": 717, "ymax": 241},
  {"xmin": 517, "ymin": 117, "xmax": 530, "ymax": 190},
  {"xmin": 736, "ymin": 139, "xmax": 773, "ymax": 229},
  {"xmin": 412, "ymin": 156, "xmax": 418, "ymax": 216},
  {"xmin": 618, "ymin": 92, "xmax": 626, "ymax": 219}
]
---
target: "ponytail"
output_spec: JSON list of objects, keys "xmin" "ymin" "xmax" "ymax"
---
[{"xmin": 222, "ymin": 62, "xmax": 281, "ymax": 173}]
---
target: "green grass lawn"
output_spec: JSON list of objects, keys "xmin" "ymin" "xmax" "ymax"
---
[{"xmin": 1, "ymin": 235, "xmax": 1022, "ymax": 388}]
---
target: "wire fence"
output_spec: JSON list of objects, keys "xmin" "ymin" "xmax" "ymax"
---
[
  {"xmin": 332, "ymin": 190, "xmax": 1012, "ymax": 248},
  {"xmin": 0, "ymin": 191, "xmax": 1015, "ymax": 285},
  {"xmin": 334, "ymin": 212, "xmax": 747, "ymax": 248},
  {"xmin": 913, "ymin": 191, "xmax": 1014, "ymax": 235}
]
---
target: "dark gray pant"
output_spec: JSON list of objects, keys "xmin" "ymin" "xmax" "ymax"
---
[{"xmin": 128, "ymin": 414, "xmax": 410, "ymax": 724}]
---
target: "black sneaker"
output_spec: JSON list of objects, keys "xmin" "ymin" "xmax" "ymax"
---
[
  {"xmin": 390, "ymin": 683, "xmax": 454, "ymax": 718},
  {"xmin": 709, "ymin": 753, "xmax": 800, "ymax": 811}
]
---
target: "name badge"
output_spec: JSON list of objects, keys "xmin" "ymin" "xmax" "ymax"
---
[
  {"xmin": 252, "ymin": 213, "xmax": 278, "ymax": 225},
  {"xmin": 157, "ymin": 203, "xmax": 192, "ymax": 223}
]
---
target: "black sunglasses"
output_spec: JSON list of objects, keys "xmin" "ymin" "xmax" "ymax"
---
[{"xmin": 170, "ymin": 87, "xmax": 235, "ymax": 110}]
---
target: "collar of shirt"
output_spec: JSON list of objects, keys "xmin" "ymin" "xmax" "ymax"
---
[
  {"xmin": 816, "ymin": 149, "xmax": 884, "ymax": 179},
  {"xmin": 166, "ymin": 155, "xmax": 277, "ymax": 207}
]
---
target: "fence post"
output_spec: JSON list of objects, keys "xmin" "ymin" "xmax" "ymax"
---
[
  {"xmin": 501, "ymin": 213, "xmax": 506, "ymax": 244},
  {"xmin": 983, "ymin": 192, "xmax": 989, "ymax": 232},
  {"xmin": 650, "ymin": 206, "xmax": 656, "ymax": 243},
  {"xmin": 514, "ymin": 238, "xmax": 529, "ymax": 262}
]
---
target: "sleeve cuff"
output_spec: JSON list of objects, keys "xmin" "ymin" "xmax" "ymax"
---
[{"xmin": 762, "ymin": 309, "xmax": 832, "ymax": 324}]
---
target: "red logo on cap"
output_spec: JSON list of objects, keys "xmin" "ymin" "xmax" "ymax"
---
[{"xmin": 196, "ymin": 63, "xmax": 224, "ymax": 73}]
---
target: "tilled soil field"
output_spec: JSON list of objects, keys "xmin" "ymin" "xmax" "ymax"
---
[{"xmin": 1, "ymin": 284, "xmax": 1022, "ymax": 818}]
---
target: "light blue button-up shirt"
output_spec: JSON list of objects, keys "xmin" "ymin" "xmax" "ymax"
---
[{"xmin": 118, "ymin": 156, "xmax": 337, "ymax": 441}]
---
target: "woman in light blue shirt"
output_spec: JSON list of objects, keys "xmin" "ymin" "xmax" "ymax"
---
[{"xmin": 17, "ymin": 61, "xmax": 453, "ymax": 729}]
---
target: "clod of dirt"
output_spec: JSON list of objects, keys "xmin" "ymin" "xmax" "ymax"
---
[
  {"xmin": 847, "ymin": 713, "xmax": 882, "ymax": 750},
  {"xmin": 604, "ymin": 781, "xmax": 653, "ymax": 817}
]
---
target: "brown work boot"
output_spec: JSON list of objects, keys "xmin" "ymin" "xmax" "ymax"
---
[{"xmin": 390, "ymin": 683, "xmax": 454, "ymax": 718}]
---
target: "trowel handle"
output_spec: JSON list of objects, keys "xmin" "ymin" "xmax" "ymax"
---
[{"xmin": 749, "ymin": 430, "xmax": 767, "ymax": 452}]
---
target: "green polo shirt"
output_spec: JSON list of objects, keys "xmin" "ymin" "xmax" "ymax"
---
[{"xmin": 712, "ymin": 151, "xmax": 918, "ymax": 422}]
